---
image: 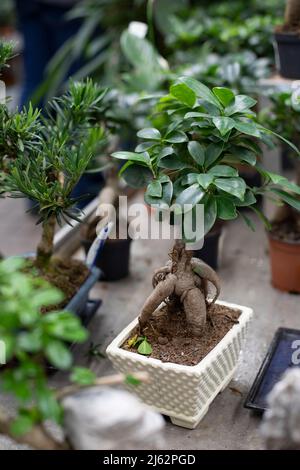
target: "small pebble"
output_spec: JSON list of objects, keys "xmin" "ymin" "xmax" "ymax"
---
[{"xmin": 158, "ymin": 336, "xmax": 168, "ymax": 345}]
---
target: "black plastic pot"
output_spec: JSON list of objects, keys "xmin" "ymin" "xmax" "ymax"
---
[
  {"xmin": 193, "ymin": 228, "xmax": 222, "ymax": 270},
  {"xmin": 274, "ymin": 32, "xmax": 300, "ymax": 79},
  {"xmin": 82, "ymin": 238, "xmax": 132, "ymax": 281}
]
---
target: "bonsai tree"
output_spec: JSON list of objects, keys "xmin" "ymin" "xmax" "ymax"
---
[
  {"xmin": 1, "ymin": 79, "xmax": 108, "ymax": 273},
  {"xmin": 112, "ymin": 77, "xmax": 300, "ymax": 336}
]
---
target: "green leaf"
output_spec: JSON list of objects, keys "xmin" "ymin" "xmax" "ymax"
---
[
  {"xmin": 271, "ymin": 189, "xmax": 300, "ymax": 211},
  {"xmin": 158, "ymin": 154, "xmax": 190, "ymax": 170},
  {"xmin": 147, "ymin": 180, "xmax": 162, "ymax": 198},
  {"xmin": 233, "ymin": 119, "xmax": 261, "ymax": 138},
  {"xmin": 197, "ymin": 174, "xmax": 214, "ymax": 189},
  {"xmin": 240, "ymin": 211, "xmax": 256, "ymax": 231},
  {"xmin": 208, "ymin": 165, "xmax": 238, "ymax": 177},
  {"xmin": 70, "ymin": 367, "xmax": 96, "ymax": 386},
  {"xmin": 137, "ymin": 339, "xmax": 152, "ymax": 355},
  {"xmin": 176, "ymin": 76, "xmax": 222, "ymax": 109},
  {"xmin": 230, "ymin": 146, "xmax": 257, "ymax": 165},
  {"xmin": 217, "ymin": 197, "xmax": 237, "ymax": 220},
  {"xmin": 250, "ymin": 206, "xmax": 272, "ymax": 230},
  {"xmin": 204, "ymin": 196, "xmax": 217, "ymax": 234},
  {"xmin": 145, "ymin": 178, "xmax": 173, "ymax": 208},
  {"xmin": 170, "ymin": 83, "xmax": 196, "ymax": 108},
  {"xmin": 125, "ymin": 374, "xmax": 142, "ymax": 386},
  {"xmin": 225, "ymin": 95, "xmax": 257, "ymax": 115},
  {"xmin": 121, "ymin": 163, "xmax": 153, "ymax": 188},
  {"xmin": 45, "ymin": 340, "xmax": 72, "ymax": 369},
  {"xmin": 175, "ymin": 184, "xmax": 205, "ymax": 207},
  {"xmin": 112, "ymin": 151, "xmax": 151, "ymax": 166},
  {"xmin": 205, "ymin": 142, "xmax": 224, "ymax": 168},
  {"xmin": 213, "ymin": 117, "xmax": 235, "ymax": 136},
  {"xmin": 235, "ymin": 190, "xmax": 257, "ymax": 207},
  {"xmin": 212, "ymin": 87, "xmax": 235, "ymax": 107},
  {"xmin": 259, "ymin": 127, "xmax": 300, "ymax": 156},
  {"xmin": 137, "ymin": 128, "xmax": 161, "ymax": 141},
  {"xmin": 215, "ymin": 177, "xmax": 246, "ymax": 200},
  {"xmin": 10, "ymin": 415, "xmax": 34, "ymax": 437},
  {"xmin": 42, "ymin": 311, "xmax": 88, "ymax": 342},
  {"xmin": 188, "ymin": 141, "xmax": 205, "ymax": 166},
  {"xmin": 164, "ymin": 131, "xmax": 188, "ymax": 143}
]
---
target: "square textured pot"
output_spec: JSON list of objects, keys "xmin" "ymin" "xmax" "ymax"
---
[{"xmin": 106, "ymin": 300, "xmax": 253, "ymax": 429}]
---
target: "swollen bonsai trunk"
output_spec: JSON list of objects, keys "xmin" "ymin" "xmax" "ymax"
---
[{"xmin": 139, "ymin": 240, "xmax": 220, "ymax": 336}]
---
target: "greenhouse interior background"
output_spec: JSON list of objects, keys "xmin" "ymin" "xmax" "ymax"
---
[{"xmin": 0, "ymin": 0, "xmax": 300, "ymax": 453}]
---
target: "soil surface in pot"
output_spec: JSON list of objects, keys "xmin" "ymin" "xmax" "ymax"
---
[
  {"xmin": 123, "ymin": 304, "xmax": 241, "ymax": 366},
  {"xmin": 271, "ymin": 218, "xmax": 300, "ymax": 243},
  {"xmin": 25, "ymin": 257, "xmax": 89, "ymax": 313}
]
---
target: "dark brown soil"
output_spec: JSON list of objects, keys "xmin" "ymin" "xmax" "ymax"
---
[
  {"xmin": 271, "ymin": 218, "xmax": 300, "ymax": 243},
  {"xmin": 25, "ymin": 257, "xmax": 89, "ymax": 313},
  {"xmin": 122, "ymin": 303, "xmax": 241, "ymax": 366}
]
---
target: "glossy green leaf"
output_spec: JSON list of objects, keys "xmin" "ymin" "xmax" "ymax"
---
[
  {"xmin": 271, "ymin": 189, "xmax": 300, "ymax": 211},
  {"xmin": 170, "ymin": 83, "xmax": 196, "ymax": 107},
  {"xmin": 164, "ymin": 131, "xmax": 188, "ymax": 143},
  {"xmin": 208, "ymin": 165, "xmax": 238, "ymax": 177},
  {"xmin": 204, "ymin": 196, "xmax": 217, "ymax": 234},
  {"xmin": 112, "ymin": 151, "xmax": 151, "ymax": 165},
  {"xmin": 197, "ymin": 174, "xmax": 214, "ymax": 189},
  {"xmin": 177, "ymin": 77, "xmax": 222, "ymax": 109},
  {"xmin": 137, "ymin": 128, "xmax": 161, "ymax": 141},
  {"xmin": 233, "ymin": 119, "xmax": 261, "ymax": 138},
  {"xmin": 212, "ymin": 87, "xmax": 235, "ymax": 107},
  {"xmin": 121, "ymin": 163, "xmax": 153, "ymax": 188},
  {"xmin": 205, "ymin": 142, "xmax": 224, "ymax": 168},
  {"xmin": 215, "ymin": 177, "xmax": 246, "ymax": 200},
  {"xmin": 225, "ymin": 95, "xmax": 257, "ymax": 115},
  {"xmin": 137, "ymin": 339, "xmax": 152, "ymax": 355},
  {"xmin": 147, "ymin": 180, "xmax": 162, "ymax": 198},
  {"xmin": 212, "ymin": 116, "xmax": 235, "ymax": 136},
  {"xmin": 188, "ymin": 141, "xmax": 205, "ymax": 166},
  {"xmin": 217, "ymin": 197, "xmax": 237, "ymax": 220},
  {"xmin": 175, "ymin": 183, "xmax": 205, "ymax": 207}
]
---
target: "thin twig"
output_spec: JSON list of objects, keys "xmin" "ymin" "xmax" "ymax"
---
[{"xmin": 55, "ymin": 372, "xmax": 149, "ymax": 400}]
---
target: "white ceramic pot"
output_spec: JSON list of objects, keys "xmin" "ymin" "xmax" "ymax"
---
[{"xmin": 106, "ymin": 300, "xmax": 253, "ymax": 429}]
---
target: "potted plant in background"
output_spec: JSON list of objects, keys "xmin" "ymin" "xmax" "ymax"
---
[
  {"xmin": 274, "ymin": 0, "xmax": 300, "ymax": 79},
  {"xmin": 0, "ymin": 257, "xmax": 158, "ymax": 450},
  {"xmin": 261, "ymin": 87, "xmax": 300, "ymax": 292},
  {"xmin": 107, "ymin": 77, "xmax": 300, "ymax": 428},
  {"xmin": 1, "ymin": 79, "xmax": 108, "ymax": 319}
]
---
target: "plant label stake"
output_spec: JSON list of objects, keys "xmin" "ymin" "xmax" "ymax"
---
[{"xmin": 86, "ymin": 222, "xmax": 114, "ymax": 269}]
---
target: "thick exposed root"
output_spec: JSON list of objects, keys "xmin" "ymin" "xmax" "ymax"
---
[
  {"xmin": 139, "ymin": 274, "xmax": 176, "ymax": 330},
  {"xmin": 152, "ymin": 261, "xmax": 171, "ymax": 288},
  {"xmin": 183, "ymin": 287, "xmax": 207, "ymax": 336},
  {"xmin": 191, "ymin": 257, "xmax": 220, "ymax": 304}
]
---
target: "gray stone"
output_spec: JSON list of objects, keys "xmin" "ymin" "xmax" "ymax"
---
[
  {"xmin": 62, "ymin": 387, "xmax": 165, "ymax": 450},
  {"xmin": 261, "ymin": 369, "xmax": 300, "ymax": 450}
]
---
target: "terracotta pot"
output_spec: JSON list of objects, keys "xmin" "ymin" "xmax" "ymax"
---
[{"xmin": 268, "ymin": 234, "xmax": 300, "ymax": 293}]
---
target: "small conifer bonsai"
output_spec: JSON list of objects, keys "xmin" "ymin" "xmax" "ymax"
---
[{"xmin": 0, "ymin": 78, "xmax": 109, "ymax": 300}]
